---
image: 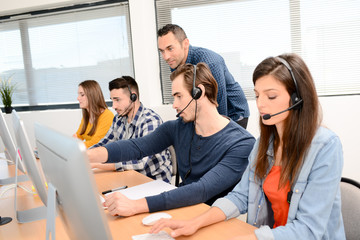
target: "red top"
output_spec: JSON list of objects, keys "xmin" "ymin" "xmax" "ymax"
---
[{"xmin": 263, "ymin": 166, "xmax": 290, "ymax": 228}]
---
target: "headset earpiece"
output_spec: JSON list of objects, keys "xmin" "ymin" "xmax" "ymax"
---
[
  {"xmin": 290, "ymin": 92, "xmax": 302, "ymax": 110},
  {"xmin": 127, "ymin": 85, "xmax": 137, "ymax": 102},
  {"xmin": 130, "ymin": 93, "xmax": 137, "ymax": 102},
  {"xmin": 192, "ymin": 65, "xmax": 202, "ymax": 100},
  {"xmin": 192, "ymin": 88, "xmax": 202, "ymax": 100}
]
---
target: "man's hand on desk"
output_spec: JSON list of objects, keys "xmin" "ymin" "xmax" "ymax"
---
[
  {"xmin": 103, "ymin": 192, "xmax": 149, "ymax": 217},
  {"xmin": 87, "ymin": 147, "xmax": 108, "ymax": 163},
  {"xmin": 90, "ymin": 163, "xmax": 116, "ymax": 171}
]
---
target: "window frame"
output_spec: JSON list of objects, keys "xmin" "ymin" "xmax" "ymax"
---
[
  {"xmin": 155, "ymin": 0, "xmax": 360, "ymax": 104},
  {"xmin": 0, "ymin": 0, "xmax": 133, "ymax": 111}
]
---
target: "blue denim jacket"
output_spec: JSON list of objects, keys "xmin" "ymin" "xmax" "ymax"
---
[{"xmin": 213, "ymin": 126, "xmax": 345, "ymax": 239}]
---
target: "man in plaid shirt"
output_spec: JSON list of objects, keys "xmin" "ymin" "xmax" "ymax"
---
[{"xmin": 89, "ymin": 76, "xmax": 172, "ymax": 183}]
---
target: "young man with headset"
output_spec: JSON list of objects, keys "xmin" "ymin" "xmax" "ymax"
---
[
  {"xmin": 87, "ymin": 64, "xmax": 255, "ymax": 217},
  {"xmin": 89, "ymin": 76, "xmax": 172, "ymax": 183}
]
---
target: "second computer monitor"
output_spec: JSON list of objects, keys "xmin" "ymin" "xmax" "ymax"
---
[
  {"xmin": 35, "ymin": 123, "xmax": 112, "ymax": 240},
  {"xmin": 12, "ymin": 110, "xmax": 48, "ymax": 205},
  {"xmin": 0, "ymin": 109, "xmax": 26, "ymax": 184}
]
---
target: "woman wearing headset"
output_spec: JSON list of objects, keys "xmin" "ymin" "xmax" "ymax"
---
[
  {"xmin": 150, "ymin": 53, "xmax": 345, "ymax": 240},
  {"xmin": 74, "ymin": 80, "xmax": 113, "ymax": 148}
]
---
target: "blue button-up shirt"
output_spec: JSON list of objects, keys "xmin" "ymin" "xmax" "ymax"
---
[{"xmin": 213, "ymin": 126, "xmax": 345, "ymax": 239}]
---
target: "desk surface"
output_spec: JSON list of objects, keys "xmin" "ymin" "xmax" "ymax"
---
[{"xmin": 1, "ymin": 164, "xmax": 256, "ymax": 239}]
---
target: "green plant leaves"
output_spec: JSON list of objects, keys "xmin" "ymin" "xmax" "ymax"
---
[{"xmin": 0, "ymin": 75, "xmax": 17, "ymax": 107}]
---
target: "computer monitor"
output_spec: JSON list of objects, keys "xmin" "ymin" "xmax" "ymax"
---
[
  {"xmin": 34, "ymin": 123, "xmax": 112, "ymax": 240},
  {"xmin": 11, "ymin": 110, "xmax": 47, "ymax": 223},
  {"xmin": 0, "ymin": 109, "xmax": 27, "ymax": 185}
]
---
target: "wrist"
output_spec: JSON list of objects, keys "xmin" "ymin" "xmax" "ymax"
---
[
  {"xmin": 190, "ymin": 217, "xmax": 202, "ymax": 232},
  {"xmin": 134, "ymin": 198, "xmax": 149, "ymax": 214}
]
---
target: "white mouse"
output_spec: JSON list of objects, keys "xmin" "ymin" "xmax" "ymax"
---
[{"xmin": 142, "ymin": 212, "xmax": 172, "ymax": 226}]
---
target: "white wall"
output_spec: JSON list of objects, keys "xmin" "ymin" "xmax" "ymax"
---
[{"xmin": 1, "ymin": 0, "xmax": 359, "ymax": 182}]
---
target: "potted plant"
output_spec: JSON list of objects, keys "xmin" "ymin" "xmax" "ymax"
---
[{"xmin": 0, "ymin": 75, "xmax": 17, "ymax": 114}]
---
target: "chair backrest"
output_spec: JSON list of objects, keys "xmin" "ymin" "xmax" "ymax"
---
[
  {"xmin": 340, "ymin": 177, "xmax": 360, "ymax": 240},
  {"xmin": 168, "ymin": 145, "xmax": 176, "ymax": 176}
]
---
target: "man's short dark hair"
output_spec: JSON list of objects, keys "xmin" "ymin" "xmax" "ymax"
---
[
  {"xmin": 157, "ymin": 24, "xmax": 187, "ymax": 42},
  {"xmin": 109, "ymin": 76, "xmax": 139, "ymax": 97}
]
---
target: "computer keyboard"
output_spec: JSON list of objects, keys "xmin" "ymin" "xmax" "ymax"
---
[{"xmin": 132, "ymin": 231, "xmax": 174, "ymax": 240}]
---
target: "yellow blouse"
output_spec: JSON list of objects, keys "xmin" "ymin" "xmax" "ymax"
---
[{"xmin": 75, "ymin": 108, "xmax": 114, "ymax": 148}]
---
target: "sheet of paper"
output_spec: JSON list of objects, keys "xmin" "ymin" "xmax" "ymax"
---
[
  {"xmin": 132, "ymin": 231, "xmax": 174, "ymax": 240},
  {"xmin": 107, "ymin": 180, "xmax": 176, "ymax": 200},
  {"xmin": 99, "ymin": 195, "xmax": 107, "ymax": 209}
]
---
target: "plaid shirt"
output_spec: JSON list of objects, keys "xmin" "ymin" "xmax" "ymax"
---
[
  {"xmin": 91, "ymin": 103, "xmax": 172, "ymax": 182},
  {"xmin": 173, "ymin": 45, "xmax": 250, "ymax": 121}
]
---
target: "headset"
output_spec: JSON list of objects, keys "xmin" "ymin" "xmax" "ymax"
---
[
  {"xmin": 262, "ymin": 57, "xmax": 304, "ymax": 120},
  {"xmin": 116, "ymin": 85, "xmax": 137, "ymax": 119},
  {"xmin": 277, "ymin": 58, "xmax": 303, "ymax": 202},
  {"xmin": 175, "ymin": 64, "xmax": 202, "ymax": 118},
  {"xmin": 127, "ymin": 85, "xmax": 137, "ymax": 102},
  {"xmin": 175, "ymin": 65, "xmax": 202, "ymax": 185},
  {"xmin": 277, "ymin": 57, "xmax": 302, "ymax": 109},
  {"xmin": 191, "ymin": 64, "xmax": 202, "ymax": 100}
]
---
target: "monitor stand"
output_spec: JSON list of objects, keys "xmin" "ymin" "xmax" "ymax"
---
[
  {"xmin": 46, "ymin": 183, "xmax": 57, "ymax": 240},
  {"xmin": 13, "ymin": 151, "xmax": 46, "ymax": 223},
  {"xmin": 0, "ymin": 158, "xmax": 28, "ymax": 185},
  {"xmin": 0, "ymin": 175, "xmax": 28, "ymax": 185}
]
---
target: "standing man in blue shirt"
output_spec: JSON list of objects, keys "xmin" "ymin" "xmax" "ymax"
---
[
  {"xmin": 89, "ymin": 76, "xmax": 172, "ymax": 183},
  {"xmin": 157, "ymin": 24, "xmax": 250, "ymax": 128}
]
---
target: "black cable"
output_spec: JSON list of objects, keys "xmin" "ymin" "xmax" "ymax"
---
[{"xmin": 184, "ymin": 100, "xmax": 197, "ymax": 181}]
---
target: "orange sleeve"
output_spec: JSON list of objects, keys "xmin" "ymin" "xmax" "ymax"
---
[{"xmin": 83, "ymin": 109, "xmax": 114, "ymax": 148}]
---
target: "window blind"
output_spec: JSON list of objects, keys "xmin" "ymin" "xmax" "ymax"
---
[
  {"xmin": 0, "ymin": 1, "xmax": 133, "ymax": 107},
  {"xmin": 156, "ymin": 0, "xmax": 360, "ymax": 104}
]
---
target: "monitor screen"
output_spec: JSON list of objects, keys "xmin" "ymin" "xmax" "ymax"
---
[
  {"xmin": 0, "ymin": 109, "xmax": 26, "ymax": 184},
  {"xmin": 34, "ymin": 123, "xmax": 112, "ymax": 239},
  {"xmin": 12, "ymin": 110, "xmax": 48, "ymax": 205}
]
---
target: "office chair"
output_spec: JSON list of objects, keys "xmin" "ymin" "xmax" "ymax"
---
[
  {"xmin": 340, "ymin": 177, "xmax": 360, "ymax": 240},
  {"xmin": 168, "ymin": 146, "xmax": 177, "ymax": 185}
]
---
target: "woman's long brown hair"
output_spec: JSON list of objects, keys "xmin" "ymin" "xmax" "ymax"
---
[
  {"xmin": 253, "ymin": 53, "xmax": 322, "ymax": 187},
  {"xmin": 79, "ymin": 80, "xmax": 108, "ymax": 136}
]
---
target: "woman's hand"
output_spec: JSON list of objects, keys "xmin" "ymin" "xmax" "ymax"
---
[{"xmin": 150, "ymin": 218, "xmax": 201, "ymax": 238}]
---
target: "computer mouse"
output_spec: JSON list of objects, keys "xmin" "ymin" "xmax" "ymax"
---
[{"xmin": 142, "ymin": 212, "xmax": 172, "ymax": 226}]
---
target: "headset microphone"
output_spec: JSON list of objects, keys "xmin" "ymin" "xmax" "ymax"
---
[
  {"xmin": 176, "ymin": 98, "xmax": 194, "ymax": 117},
  {"xmin": 117, "ymin": 101, "xmax": 133, "ymax": 118},
  {"xmin": 116, "ymin": 85, "xmax": 137, "ymax": 118},
  {"xmin": 262, "ymin": 99, "xmax": 303, "ymax": 120}
]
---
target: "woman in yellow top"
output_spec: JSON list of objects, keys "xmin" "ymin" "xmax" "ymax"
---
[{"xmin": 74, "ymin": 80, "xmax": 114, "ymax": 148}]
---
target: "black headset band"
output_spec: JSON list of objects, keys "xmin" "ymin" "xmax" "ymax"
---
[
  {"xmin": 277, "ymin": 57, "xmax": 302, "ymax": 103},
  {"xmin": 191, "ymin": 64, "xmax": 202, "ymax": 100}
]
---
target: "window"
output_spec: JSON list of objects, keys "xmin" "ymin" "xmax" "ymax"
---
[
  {"xmin": 156, "ymin": 0, "xmax": 360, "ymax": 103},
  {"xmin": 0, "ymin": 1, "xmax": 133, "ymax": 108}
]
